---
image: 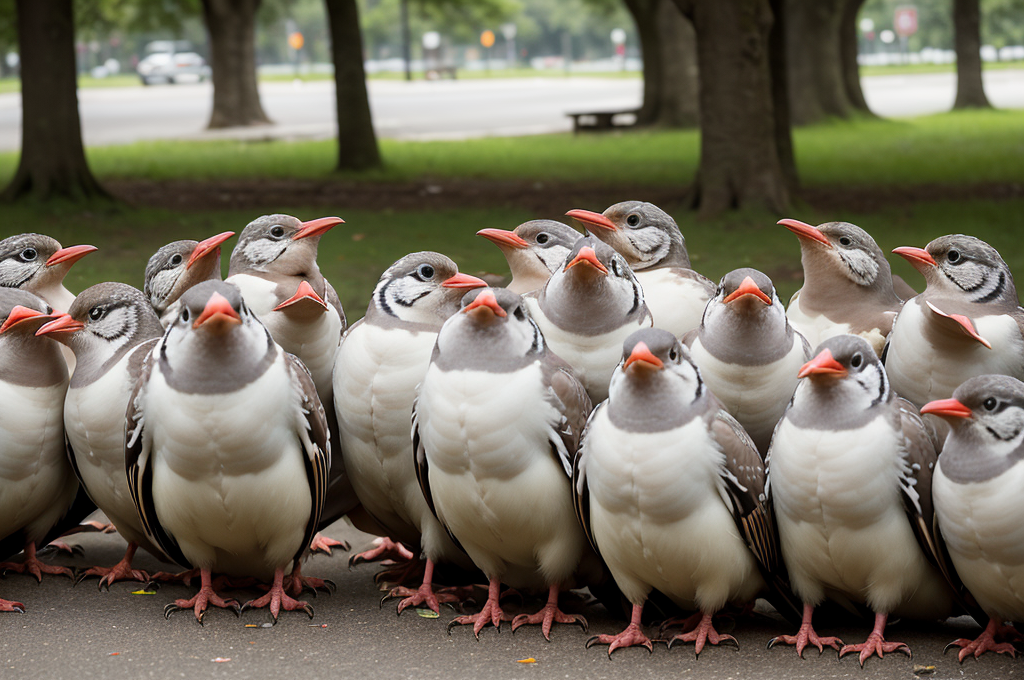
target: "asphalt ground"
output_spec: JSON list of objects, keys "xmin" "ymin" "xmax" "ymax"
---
[{"xmin": 0, "ymin": 518, "xmax": 1018, "ymax": 680}]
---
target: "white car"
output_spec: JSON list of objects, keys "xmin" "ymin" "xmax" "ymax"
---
[{"xmin": 137, "ymin": 52, "xmax": 210, "ymax": 85}]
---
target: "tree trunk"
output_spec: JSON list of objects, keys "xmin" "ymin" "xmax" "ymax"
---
[
  {"xmin": 785, "ymin": 0, "xmax": 850, "ymax": 124},
  {"xmin": 202, "ymin": 0, "xmax": 272, "ymax": 129},
  {"xmin": 953, "ymin": 0, "xmax": 990, "ymax": 108},
  {"xmin": 627, "ymin": 0, "xmax": 663, "ymax": 126},
  {"xmin": 325, "ymin": 0, "xmax": 381, "ymax": 170},
  {"xmin": 769, "ymin": 0, "xmax": 797, "ymax": 192},
  {"xmin": 654, "ymin": 0, "xmax": 699, "ymax": 127},
  {"xmin": 839, "ymin": 0, "xmax": 871, "ymax": 113},
  {"xmin": 680, "ymin": 0, "xmax": 789, "ymax": 216},
  {"xmin": 2, "ymin": 0, "xmax": 107, "ymax": 202}
]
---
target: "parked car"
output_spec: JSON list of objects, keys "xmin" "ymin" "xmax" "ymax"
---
[{"xmin": 137, "ymin": 51, "xmax": 210, "ymax": 85}]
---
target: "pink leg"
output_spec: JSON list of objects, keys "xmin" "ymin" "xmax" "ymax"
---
[
  {"xmin": 668, "ymin": 611, "xmax": 739, "ymax": 657},
  {"xmin": 348, "ymin": 536, "xmax": 415, "ymax": 567},
  {"xmin": 308, "ymin": 532, "xmax": 350, "ymax": 556},
  {"xmin": 385, "ymin": 558, "xmax": 467, "ymax": 614},
  {"xmin": 586, "ymin": 603, "xmax": 653, "ymax": 656},
  {"xmin": 282, "ymin": 562, "xmax": 336, "ymax": 598},
  {"xmin": 945, "ymin": 619, "xmax": 1018, "ymax": 662},
  {"xmin": 446, "ymin": 578, "xmax": 512, "ymax": 638},
  {"xmin": 767, "ymin": 602, "xmax": 843, "ymax": 657},
  {"xmin": 0, "ymin": 542, "xmax": 73, "ymax": 582},
  {"xmin": 241, "ymin": 568, "xmax": 314, "ymax": 623},
  {"xmin": 75, "ymin": 543, "xmax": 150, "ymax": 590},
  {"xmin": 838, "ymin": 612, "xmax": 911, "ymax": 666},
  {"xmin": 163, "ymin": 568, "xmax": 240, "ymax": 624},
  {"xmin": 511, "ymin": 583, "xmax": 588, "ymax": 640},
  {"xmin": 0, "ymin": 598, "xmax": 25, "ymax": 613}
]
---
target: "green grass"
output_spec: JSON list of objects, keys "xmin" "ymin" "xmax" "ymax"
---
[{"xmin": 859, "ymin": 60, "xmax": 1022, "ymax": 77}]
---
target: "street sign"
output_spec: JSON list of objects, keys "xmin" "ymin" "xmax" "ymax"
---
[
  {"xmin": 894, "ymin": 6, "xmax": 918, "ymax": 37},
  {"xmin": 480, "ymin": 30, "xmax": 495, "ymax": 48},
  {"xmin": 288, "ymin": 32, "xmax": 304, "ymax": 50}
]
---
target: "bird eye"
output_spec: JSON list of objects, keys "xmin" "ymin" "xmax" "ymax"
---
[
  {"xmin": 626, "ymin": 214, "xmax": 640, "ymax": 227},
  {"xmin": 669, "ymin": 348, "xmax": 678, "ymax": 361},
  {"xmin": 20, "ymin": 248, "xmax": 37, "ymax": 262},
  {"xmin": 181, "ymin": 308, "xmax": 190, "ymax": 323},
  {"xmin": 417, "ymin": 264, "xmax": 435, "ymax": 280},
  {"xmin": 514, "ymin": 305, "xmax": 525, "ymax": 321},
  {"xmin": 947, "ymin": 249, "xmax": 961, "ymax": 264},
  {"xmin": 839, "ymin": 236, "xmax": 852, "ymax": 247},
  {"xmin": 88, "ymin": 306, "xmax": 105, "ymax": 322},
  {"xmin": 169, "ymin": 254, "xmax": 183, "ymax": 266},
  {"xmin": 536, "ymin": 233, "xmax": 549, "ymax": 245},
  {"xmin": 270, "ymin": 226, "xmax": 286, "ymax": 239},
  {"xmin": 983, "ymin": 397, "xmax": 997, "ymax": 411},
  {"xmin": 850, "ymin": 353, "xmax": 863, "ymax": 369}
]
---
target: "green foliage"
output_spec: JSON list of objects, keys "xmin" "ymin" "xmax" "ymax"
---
[{"xmin": 861, "ymin": 0, "xmax": 1024, "ymax": 51}]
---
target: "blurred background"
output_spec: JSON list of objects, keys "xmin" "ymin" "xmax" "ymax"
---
[{"xmin": 0, "ymin": 0, "xmax": 1021, "ymax": 317}]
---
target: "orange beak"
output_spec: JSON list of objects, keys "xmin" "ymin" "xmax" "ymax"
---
[
  {"xmin": 892, "ymin": 246, "xmax": 937, "ymax": 270},
  {"xmin": 46, "ymin": 244, "xmax": 98, "ymax": 267},
  {"xmin": 623, "ymin": 341, "xmax": 663, "ymax": 371},
  {"xmin": 462, "ymin": 289, "xmax": 506, "ymax": 318},
  {"xmin": 442, "ymin": 272, "xmax": 488, "ymax": 289},
  {"xmin": 187, "ymin": 231, "xmax": 235, "ymax": 269},
  {"xmin": 35, "ymin": 313, "xmax": 85, "ymax": 337},
  {"xmin": 798, "ymin": 349, "xmax": 847, "ymax": 379},
  {"xmin": 273, "ymin": 280, "xmax": 327, "ymax": 312},
  {"xmin": 778, "ymin": 219, "xmax": 830, "ymax": 248},
  {"xmin": 723, "ymin": 276, "xmax": 772, "ymax": 305},
  {"xmin": 193, "ymin": 292, "xmax": 241, "ymax": 329},
  {"xmin": 566, "ymin": 209, "xmax": 617, "ymax": 231},
  {"xmin": 920, "ymin": 398, "xmax": 973, "ymax": 419},
  {"xmin": 0, "ymin": 306, "xmax": 52, "ymax": 334},
  {"xmin": 477, "ymin": 228, "xmax": 529, "ymax": 249},
  {"xmin": 564, "ymin": 246, "xmax": 609, "ymax": 275},
  {"xmin": 925, "ymin": 301, "xmax": 992, "ymax": 349},
  {"xmin": 293, "ymin": 216, "xmax": 344, "ymax": 240}
]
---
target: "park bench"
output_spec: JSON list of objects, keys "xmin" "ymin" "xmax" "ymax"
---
[{"xmin": 567, "ymin": 108, "xmax": 640, "ymax": 133}]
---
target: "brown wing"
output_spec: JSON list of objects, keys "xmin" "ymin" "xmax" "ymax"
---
[
  {"xmin": 542, "ymin": 355, "xmax": 593, "ymax": 478},
  {"xmin": 285, "ymin": 353, "xmax": 331, "ymax": 563},
  {"xmin": 572, "ymin": 403, "xmax": 605, "ymax": 555}
]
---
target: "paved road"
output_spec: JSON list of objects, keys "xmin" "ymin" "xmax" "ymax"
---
[
  {"xmin": 0, "ymin": 70, "xmax": 1022, "ymax": 152},
  {"xmin": 0, "ymin": 520, "xmax": 1016, "ymax": 680}
]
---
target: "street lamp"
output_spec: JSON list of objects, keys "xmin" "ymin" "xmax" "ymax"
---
[{"xmin": 610, "ymin": 27, "xmax": 626, "ymax": 71}]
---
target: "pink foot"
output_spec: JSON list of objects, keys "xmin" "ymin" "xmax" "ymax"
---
[
  {"xmin": 283, "ymin": 563, "xmax": 336, "ymax": 598},
  {"xmin": 42, "ymin": 540, "xmax": 83, "ymax": 556},
  {"xmin": 75, "ymin": 543, "xmax": 149, "ymax": 590},
  {"xmin": 768, "ymin": 603, "xmax": 843, "ymax": 658},
  {"xmin": 586, "ymin": 603, "xmax": 652, "ymax": 656},
  {"xmin": 838, "ymin": 612, "xmax": 910, "ymax": 666},
  {"xmin": 385, "ymin": 558, "xmax": 469, "ymax": 614},
  {"xmin": 667, "ymin": 611, "xmax": 738, "ymax": 656},
  {"xmin": 511, "ymin": 584, "xmax": 588, "ymax": 640},
  {"xmin": 0, "ymin": 598, "xmax": 25, "ymax": 613},
  {"xmin": 148, "ymin": 568, "xmax": 200, "ymax": 587},
  {"xmin": 0, "ymin": 543, "xmax": 74, "ymax": 582},
  {"xmin": 308, "ymin": 532, "xmax": 350, "ymax": 556},
  {"xmin": 348, "ymin": 536, "xmax": 415, "ymax": 567},
  {"xmin": 945, "ymin": 619, "xmax": 1018, "ymax": 662},
  {"xmin": 78, "ymin": 520, "xmax": 117, "ymax": 534},
  {"xmin": 241, "ymin": 568, "xmax": 314, "ymax": 623},
  {"xmin": 163, "ymin": 568, "xmax": 240, "ymax": 624},
  {"xmin": 446, "ymin": 579, "xmax": 512, "ymax": 638}
]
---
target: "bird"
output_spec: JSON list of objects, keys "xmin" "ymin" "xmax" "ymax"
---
[
  {"xmin": 922, "ymin": 375, "xmax": 1024, "ymax": 661},
  {"xmin": 413, "ymin": 287, "xmax": 593, "ymax": 639},
  {"xmin": 144, "ymin": 231, "xmax": 235, "ymax": 327},
  {"xmin": 684, "ymin": 268, "xmax": 811, "ymax": 456},
  {"xmin": 477, "ymin": 219, "xmax": 580, "ymax": 294},
  {"xmin": 125, "ymin": 280, "xmax": 329, "ymax": 623},
  {"xmin": 766, "ymin": 334, "xmax": 953, "ymax": 664},
  {"xmin": 887, "ymin": 234, "xmax": 1024, "ymax": 409},
  {"xmin": 566, "ymin": 201, "xmax": 714, "ymax": 338},
  {"xmin": 226, "ymin": 213, "xmax": 357, "ymax": 543},
  {"xmin": 35, "ymin": 282, "xmax": 172, "ymax": 588},
  {"xmin": 524, "ymin": 236, "xmax": 652, "ymax": 403},
  {"xmin": 0, "ymin": 288, "xmax": 82, "ymax": 595},
  {"xmin": 333, "ymin": 251, "xmax": 485, "ymax": 611},
  {"xmin": 780, "ymin": 219, "xmax": 905, "ymax": 356},
  {"xmin": 575, "ymin": 328, "xmax": 778, "ymax": 656}
]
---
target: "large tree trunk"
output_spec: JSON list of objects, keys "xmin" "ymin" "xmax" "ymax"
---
[
  {"xmin": 2, "ymin": 0, "xmax": 107, "ymax": 202},
  {"xmin": 839, "ymin": 0, "xmax": 871, "ymax": 113},
  {"xmin": 325, "ymin": 0, "xmax": 381, "ymax": 170},
  {"xmin": 679, "ymin": 0, "xmax": 789, "ymax": 216},
  {"xmin": 627, "ymin": 0, "xmax": 698, "ymax": 128},
  {"xmin": 769, "ymin": 0, "xmax": 797, "ymax": 192},
  {"xmin": 785, "ymin": 0, "xmax": 850, "ymax": 124},
  {"xmin": 953, "ymin": 0, "xmax": 990, "ymax": 108},
  {"xmin": 627, "ymin": 0, "xmax": 663, "ymax": 126},
  {"xmin": 202, "ymin": 0, "xmax": 272, "ymax": 129}
]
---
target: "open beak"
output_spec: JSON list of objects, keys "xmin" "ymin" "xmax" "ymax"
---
[
  {"xmin": 46, "ymin": 244, "xmax": 98, "ymax": 267},
  {"xmin": 274, "ymin": 280, "xmax": 328, "ymax": 312},
  {"xmin": 187, "ymin": 231, "xmax": 235, "ymax": 269},
  {"xmin": 442, "ymin": 272, "xmax": 488, "ymax": 289},
  {"xmin": 477, "ymin": 228, "xmax": 529, "ymax": 249},
  {"xmin": 462, "ymin": 289, "xmax": 506, "ymax": 318},
  {"xmin": 193, "ymin": 292, "xmax": 242, "ymax": 329},
  {"xmin": 35, "ymin": 313, "xmax": 85, "ymax": 337},
  {"xmin": 623, "ymin": 341, "xmax": 663, "ymax": 371},
  {"xmin": 925, "ymin": 301, "xmax": 992, "ymax": 349},
  {"xmin": 778, "ymin": 219, "xmax": 831, "ymax": 248},
  {"xmin": 893, "ymin": 246, "xmax": 938, "ymax": 271},
  {"xmin": 920, "ymin": 397, "xmax": 973, "ymax": 419},
  {"xmin": 293, "ymin": 216, "xmax": 344, "ymax": 240},
  {"xmin": 564, "ymin": 246, "xmax": 609, "ymax": 275},
  {"xmin": 798, "ymin": 348, "xmax": 847, "ymax": 379},
  {"xmin": 1, "ymin": 306, "xmax": 53, "ymax": 334},
  {"xmin": 723, "ymin": 276, "xmax": 772, "ymax": 305},
  {"xmin": 566, "ymin": 209, "xmax": 617, "ymax": 232}
]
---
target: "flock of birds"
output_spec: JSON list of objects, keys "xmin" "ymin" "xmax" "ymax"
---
[{"xmin": 1, "ymin": 201, "xmax": 1023, "ymax": 666}]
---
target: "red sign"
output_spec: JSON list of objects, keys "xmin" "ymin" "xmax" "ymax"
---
[{"xmin": 894, "ymin": 7, "xmax": 918, "ymax": 37}]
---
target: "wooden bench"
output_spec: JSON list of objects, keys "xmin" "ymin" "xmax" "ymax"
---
[{"xmin": 567, "ymin": 109, "xmax": 640, "ymax": 133}]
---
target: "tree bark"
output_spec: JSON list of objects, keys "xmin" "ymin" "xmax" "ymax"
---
[
  {"xmin": 785, "ymin": 0, "xmax": 850, "ymax": 124},
  {"xmin": 679, "ymin": 0, "xmax": 789, "ymax": 216},
  {"xmin": 839, "ymin": 0, "xmax": 871, "ymax": 113},
  {"xmin": 202, "ymin": 0, "xmax": 272, "ymax": 129},
  {"xmin": 769, "ymin": 0, "xmax": 797, "ymax": 192},
  {"xmin": 2, "ymin": 0, "xmax": 107, "ymax": 202},
  {"xmin": 953, "ymin": 0, "xmax": 991, "ymax": 108},
  {"xmin": 627, "ymin": 0, "xmax": 663, "ymax": 126},
  {"xmin": 627, "ymin": 0, "xmax": 698, "ymax": 128},
  {"xmin": 325, "ymin": 0, "xmax": 381, "ymax": 170}
]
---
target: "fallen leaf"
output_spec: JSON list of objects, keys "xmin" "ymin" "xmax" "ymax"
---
[
  {"xmin": 415, "ymin": 609, "xmax": 439, "ymax": 619},
  {"xmin": 516, "ymin": 658, "xmax": 536, "ymax": 664}
]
